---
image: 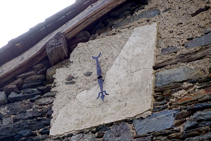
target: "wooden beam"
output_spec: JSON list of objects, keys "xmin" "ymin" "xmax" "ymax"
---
[
  {"xmin": 46, "ymin": 32, "xmax": 69, "ymax": 66},
  {"xmin": 64, "ymin": 0, "xmax": 127, "ymax": 39},
  {"xmin": 0, "ymin": 0, "xmax": 126, "ymax": 85}
]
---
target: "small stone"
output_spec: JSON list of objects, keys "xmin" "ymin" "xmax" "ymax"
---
[
  {"xmin": 84, "ymin": 72, "xmax": 92, "ymax": 76},
  {"xmin": 175, "ymin": 110, "xmax": 192, "ymax": 120},
  {"xmin": 161, "ymin": 46, "xmax": 179, "ymax": 55},
  {"xmin": 37, "ymin": 67, "xmax": 47, "ymax": 75},
  {"xmin": 174, "ymin": 118, "xmax": 186, "ymax": 127},
  {"xmin": 22, "ymin": 81, "xmax": 43, "ymax": 89},
  {"xmin": 14, "ymin": 110, "xmax": 42, "ymax": 122},
  {"xmin": 46, "ymin": 59, "xmax": 70, "ymax": 81},
  {"xmin": 16, "ymin": 71, "xmax": 36, "ymax": 80},
  {"xmin": 8, "ymin": 78, "xmax": 23, "ymax": 90},
  {"xmin": 153, "ymin": 105, "xmax": 168, "ymax": 112},
  {"xmin": 65, "ymin": 81, "xmax": 76, "ymax": 85},
  {"xmin": 103, "ymin": 122, "xmax": 132, "ymax": 141},
  {"xmin": 35, "ymin": 97, "xmax": 54, "ymax": 106},
  {"xmin": 95, "ymin": 131, "xmax": 105, "ymax": 138},
  {"xmin": 3, "ymin": 85, "xmax": 20, "ymax": 96},
  {"xmin": 75, "ymin": 31, "xmax": 91, "ymax": 39},
  {"xmin": 29, "ymin": 95, "xmax": 41, "ymax": 102},
  {"xmin": 0, "ymin": 91, "xmax": 7, "ymax": 105},
  {"xmin": 155, "ymin": 66, "xmax": 202, "ymax": 87},
  {"xmin": 37, "ymin": 85, "xmax": 52, "ymax": 94},
  {"xmin": 133, "ymin": 110, "xmax": 178, "ymax": 135},
  {"xmin": 2, "ymin": 117, "xmax": 13, "ymax": 125},
  {"xmin": 43, "ymin": 91, "xmax": 57, "ymax": 97},
  {"xmin": 66, "ymin": 75, "xmax": 75, "ymax": 81},
  {"xmin": 18, "ymin": 130, "xmax": 34, "ymax": 137},
  {"xmin": 33, "ymin": 63, "xmax": 44, "ymax": 72},
  {"xmin": 24, "ymin": 75, "xmax": 45, "ymax": 83},
  {"xmin": 168, "ymin": 132, "xmax": 183, "ymax": 139},
  {"xmin": 47, "ymin": 107, "xmax": 53, "ymax": 117},
  {"xmin": 39, "ymin": 128, "xmax": 50, "ymax": 135},
  {"xmin": 185, "ymin": 33, "xmax": 211, "ymax": 49},
  {"xmin": 21, "ymin": 88, "xmax": 40, "ymax": 94},
  {"xmin": 96, "ymin": 125, "xmax": 110, "ymax": 132}
]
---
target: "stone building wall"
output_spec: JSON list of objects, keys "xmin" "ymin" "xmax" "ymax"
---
[{"xmin": 0, "ymin": 0, "xmax": 211, "ymax": 140}]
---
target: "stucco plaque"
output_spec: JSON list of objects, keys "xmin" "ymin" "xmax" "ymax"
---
[{"xmin": 50, "ymin": 23, "xmax": 157, "ymax": 135}]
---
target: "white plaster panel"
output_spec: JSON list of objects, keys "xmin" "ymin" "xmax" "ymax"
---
[{"xmin": 50, "ymin": 23, "xmax": 157, "ymax": 135}]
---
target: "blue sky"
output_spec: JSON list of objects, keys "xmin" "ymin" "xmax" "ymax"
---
[{"xmin": 0, "ymin": 0, "xmax": 75, "ymax": 48}]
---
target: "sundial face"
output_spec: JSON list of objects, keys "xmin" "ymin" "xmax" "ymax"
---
[{"xmin": 50, "ymin": 23, "xmax": 157, "ymax": 135}]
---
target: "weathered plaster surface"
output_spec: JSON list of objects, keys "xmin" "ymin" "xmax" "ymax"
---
[{"xmin": 50, "ymin": 23, "xmax": 157, "ymax": 135}]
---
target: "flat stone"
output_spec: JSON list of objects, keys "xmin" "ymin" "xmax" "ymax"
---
[
  {"xmin": 0, "ymin": 91, "xmax": 7, "ymax": 105},
  {"xmin": 24, "ymin": 75, "xmax": 45, "ymax": 83},
  {"xmin": 37, "ymin": 85, "xmax": 52, "ymax": 94},
  {"xmin": 187, "ymin": 103, "xmax": 211, "ymax": 111},
  {"xmin": 134, "ymin": 9, "xmax": 160, "ymax": 19},
  {"xmin": 8, "ymin": 91, "xmax": 42, "ymax": 103},
  {"xmin": 21, "ymin": 88, "xmax": 40, "ymax": 94},
  {"xmin": 14, "ymin": 110, "xmax": 42, "ymax": 122},
  {"xmin": 22, "ymin": 80, "xmax": 43, "ymax": 89},
  {"xmin": 35, "ymin": 97, "xmax": 54, "ymax": 106},
  {"xmin": 16, "ymin": 71, "xmax": 36, "ymax": 80},
  {"xmin": 161, "ymin": 46, "xmax": 179, "ymax": 55},
  {"xmin": 133, "ymin": 110, "xmax": 178, "ymax": 135},
  {"xmin": 155, "ymin": 66, "xmax": 202, "ymax": 87},
  {"xmin": 184, "ymin": 132, "xmax": 211, "ymax": 141},
  {"xmin": 50, "ymin": 24, "xmax": 156, "ymax": 135},
  {"xmin": 109, "ymin": 3, "xmax": 132, "ymax": 18},
  {"xmin": 183, "ymin": 126, "xmax": 210, "ymax": 138},
  {"xmin": 33, "ymin": 63, "xmax": 44, "ymax": 72},
  {"xmin": 175, "ymin": 110, "xmax": 192, "ymax": 120},
  {"xmin": 185, "ymin": 33, "xmax": 211, "ymax": 49},
  {"xmin": 184, "ymin": 111, "xmax": 211, "ymax": 130},
  {"xmin": 154, "ymin": 46, "xmax": 211, "ymax": 70},
  {"xmin": 103, "ymin": 122, "xmax": 132, "ymax": 141}
]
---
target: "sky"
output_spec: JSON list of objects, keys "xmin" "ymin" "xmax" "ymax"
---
[{"xmin": 0, "ymin": 0, "xmax": 76, "ymax": 48}]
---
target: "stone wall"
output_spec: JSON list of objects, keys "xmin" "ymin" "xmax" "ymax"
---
[{"xmin": 0, "ymin": 0, "xmax": 211, "ymax": 140}]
